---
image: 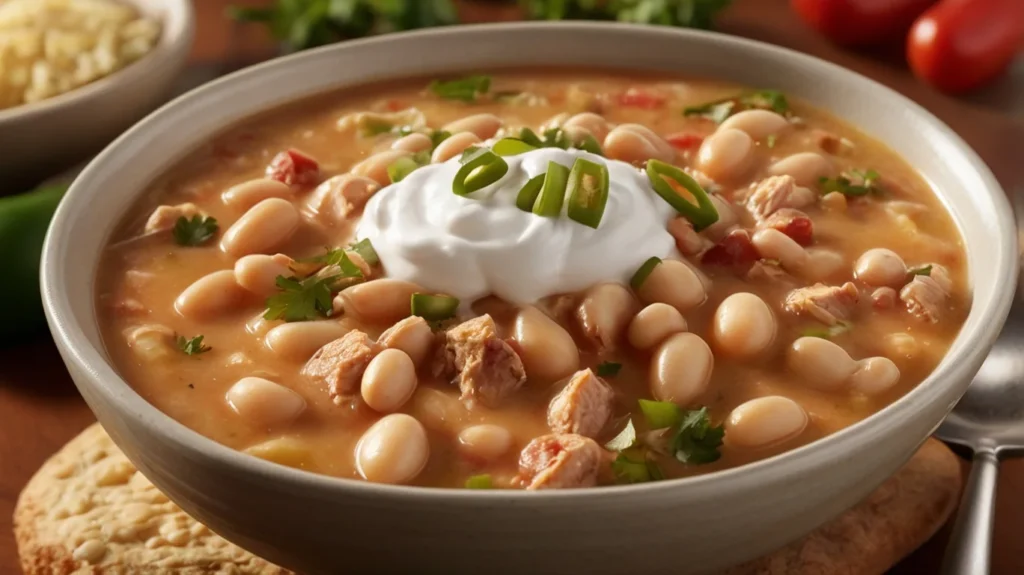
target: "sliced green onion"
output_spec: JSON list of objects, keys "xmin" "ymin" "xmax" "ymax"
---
[
  {"xmin": 411, "ymin": 293, "xmax": 460, "ymax": 321},
  {"xmin": 349, "ymin": 238, "xmax": 379, "ymax": 266},
  {"xmin": 387, "ymin": 156, "xmax": 420, "ymax": 183},
  {"xmin": 639, "ymin": 399, "xmax": 681, "ymax": 429},
  {"xmin": 566, "ymin": 158, "xmax": 609, "ymax": 229},
  {"xmin": 518, "ymin": 127, "xmax": 544, "ymax": 147},
  {"xmin": 492, "ymin": 137, "xmax": 538, "ymax": 156},
  {"xmin": 459, "ymin": 146, "xmax": 483, "ymax": 164},
  {"xmin": 604, "ymin": 420, "xmax": 636, "ymax": 451},
  {"xmin": 629, "ymin": 257, "xmax": 662, "ymax": 291},
  {"xmin": 464, "ymin": 474, "xmax": 493, "ymax": 489},
  {"xmin": 453, "ymin": 149, "xmax": 508, "ymax": 196},
  {"xmin": 533, "ymin": 161, "xmax": 570, "ymax": 217},
  {"xmin": 577, "ymin": 134, "xmax": 604, "ymax": 156},
  {"xmin": 645, "ymin": 160, "xmax": 719, "ymax": 231},
  {"xmin": 516, "ymin": 174, "xmax": 545, "ymax": 212}
]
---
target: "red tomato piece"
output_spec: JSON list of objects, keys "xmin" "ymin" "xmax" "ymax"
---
[
  {"xmin": 763, "ymin": 209, "xmax": 815, "ymax": 246},
  {"xmin": 266, "ymin": 149, "xmax": 320, "ymax": 186},
  {"xmin": 790, "ymin": 0, "xmax": 937, "ymax": 46},
  {"xmin": 701, "ymin": 230, "xmax": 759, "ymax": 268},
  {"xmin": 618, "ymin": 88, "xmax": 666, "ymax": 109},
  {"xmin": 907, "ymin": 0, "xmax": 1024, "ymax": 94},
  {"xmin": 385, "ymin": 99, "xmax": 405, "ymax": 112},
  {"xmin": 665, "ymin": 132, "xmax": 705, "ymax": 150}
]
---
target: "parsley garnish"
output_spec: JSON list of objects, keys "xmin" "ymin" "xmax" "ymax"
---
[
  {"xmin": 290, "ymin": 248, "xmax": 366, "ymax": 279},
  {"xmin": 429, "ymin": 75, "xmax": 491, "ymax": 102},
  {"xmin": 909, "ymin": 265, "xmax": 933, "ymax": 277},
  {"xmin": 819, "ymin": 169, "xmax": 882, "ymax": 197},
  {"xmin": 172, "ymin": 215, "xmax": 218, "ymax": 246},
  {"xmin": 597, "ymin": 361, "xmax": 622, "ymax": 377},
  {"xmin": 176, "ymin": 335, "xmax": 211, "ymax": 356},
  {"xmin": 522, "ymin": 0, "xmax": 730, "ymax": 30},
  {"xmin": 639, "ymin": 400, "xmax": 724, "ymax": 465},
  {"xmin": 263, "ymin": 274, "xmax": 338, "ymax": 322},
  {"xmin": 801, "ymin": 320, "xmax": 852, "ymax": 340},
  {"xmin": 683, "ymin": 90, "xmax": 790, "ymax": 124},
  {"xmin": 464, "ymin": 474, "xmax": 493, "ymax": 489}
]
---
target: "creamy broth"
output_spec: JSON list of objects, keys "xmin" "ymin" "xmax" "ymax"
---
[{"xmin": 96, "ymin": 70, "xmax": 968, "ymax": 489}]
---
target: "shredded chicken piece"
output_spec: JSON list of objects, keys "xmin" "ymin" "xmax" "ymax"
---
[
  {"xmin": 443, "ymin": 315, "xmax": 526, "ymax": 409},
  {"xmin": 143, "ymin": 203, "xmax": 202, "ymax": 234},
  {"xmin": 784, "ymin": 282, "xmax": 860, "ymax": 325},
  {"xmin": 547, "ymin": 369, "xmax": 615, "ymax": 438},
  {"xmin": 746, "ymin": 175, "xmax": 816, "ymax": 221},
  {"xmin": 300, "ymin": 330, "xmax": 380, "ymax": 403},
  {"xmin": 515, "ymin": 433, "xmax": 606, "ymax": 490},
  {"xmin": 900, "ymin": 265, "xmax": 952, "ymax": 322}
]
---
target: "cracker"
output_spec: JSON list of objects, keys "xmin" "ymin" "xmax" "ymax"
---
[
  {"xmin": 13, "ymin": 423, "xmax": 291, "ymax": 575},
  {"xmin": 727, "ymin": 438, "xmax": 962, "ymax": 574}
]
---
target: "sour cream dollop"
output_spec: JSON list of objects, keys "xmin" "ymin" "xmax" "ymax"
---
[{"xmin": 356, "ymin": 148, "xmax": 680, "ymax": 304}]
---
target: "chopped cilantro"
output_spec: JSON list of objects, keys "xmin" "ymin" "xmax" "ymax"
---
[
  {"xmin": 909, "ymin": 265, "xmax": 933, "ymax": 277},
  {"xmin": 429, "ymin": 75, "xmax": 491, "ymax": 102},
  {"xmin": 684, "ymin": 90, "xmax": 790, "ymax": 124},
  {"xmin": 358, "ymin": 117, "xmax": 395, "ymax": 137},
  {"xmin": 176, "ymin": 335, "xmax": 211, "ymax": 356},
  {"xmin": 802, "ymin": 320, "xmax": 852, "ymax": 340},
  {"xmin": 172, "ymin": 215, "xmax": 218, "ymax": 246},
  {"xmin": 263, "ymin": 274, "xmax": 339, "ymax": 322},
  {"xmin": 638, "ymin": 400, "xmax": 724, "ymax": 465},
  {"xmin": 596, "ymin": 361, "xmax": 622, "ymax": 377},
  {"xmin": 819, "ymin": 169, "xmax": 882, "ymax": 197}
]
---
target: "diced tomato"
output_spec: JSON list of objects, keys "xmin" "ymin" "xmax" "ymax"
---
[
  {"xmin": 385, "ymin": 99, "xmax": 405, "ymax": 112},
  {"xmin": 618, "ymin": 88, "xmax": 666, "ymax": 109},
  {"xmin": 665, "ymin": 132, "xmax": 705, "ymax": 150},
  {"xmin": 701, "ymin": 230, "xmax": 759, "ymax": 268},
  {"xmin": 266, "ymin": 149, "xmax": 320, "ymax": 186},
  {"xmin": 774, "ymin": 216, "xmax": 814, "ymax": 246}
]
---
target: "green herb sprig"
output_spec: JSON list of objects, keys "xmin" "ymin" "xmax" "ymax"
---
[
  {"xmin": 172, "ymin": 215, "xmax": 218, "ymax": 247},
  {"xmin": 176, "ymin": 335, "xmax": 211, "ymax": 356}
]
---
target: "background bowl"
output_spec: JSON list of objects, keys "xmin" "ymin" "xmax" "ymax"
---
[
  {"xmin": 41, "ymin": 23, "xmax": 1017, "ymax": 575},
  {"xmin": 0, "ymin": 0, "xmax": 194, "ymax": 192}
]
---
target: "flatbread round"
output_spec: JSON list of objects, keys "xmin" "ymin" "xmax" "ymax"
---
[{"xmin": 14, "ymin": 423, "xmax": 291, "ymax": 575}]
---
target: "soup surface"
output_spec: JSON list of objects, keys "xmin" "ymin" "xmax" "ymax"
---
[{"xmin": 97, "ymin": 70, "xmax": 969, "ymax": 489}]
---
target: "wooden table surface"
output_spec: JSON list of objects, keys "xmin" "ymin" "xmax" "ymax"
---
[{"xmin": 2, "ymin": 1, "xmax": 1022, "ymax": 573}]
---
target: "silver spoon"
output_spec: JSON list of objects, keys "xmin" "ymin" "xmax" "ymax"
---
[{"xmin": 937, "ymin": 190, "xmax": 1024, "ymax": 575}]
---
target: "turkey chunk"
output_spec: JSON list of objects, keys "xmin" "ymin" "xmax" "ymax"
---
[
  {"xmin": 516, "ymin": 433, "xmax": 606, "ymax": 490},
  {"xmin": 301, "ymin": 330, "xmax": 380, "ymax": 402},
  {"xmin": 746, "ymin": 175, "xmax": 816, "ymax": 221},
  {"xmin": 143, "ymin": 203, "xmax": 203, "ymax": 234},
  {"xmin": 784, "ymin": 282, "xmax": 860, "ymax": 325},
  {"xmin": 900, "ymin": 265, "xmax": 952, "ymax": 323},
  {"xmin": 444, "ymin": 315, "xmax": 526, "ymax": 409},
  {"xmin": 547, "ymin": 369, "xmax": 614, "ymax": 438}
]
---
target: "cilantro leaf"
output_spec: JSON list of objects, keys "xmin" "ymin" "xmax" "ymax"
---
[
  {"xmin": 611, "ymin": 450, "xmax": 664, "ymax": 484},
  {"xmin": 671, "ymin": 407, "xmax": 725, "ymax": 465},
  {"xmin": 684, "ymin": 89, "xmax": 790, "ymax": 124},
  {"xmin": 172, "ymin": 215, "xmax": 218, "ymax": 246},
  {"xmin": 264, "ymin": 274, "xmax": 338, "ymax": 322},
  {"xmin": 596, "ymin": 361, "xmax": 622, "ymax": 377},
  {"xmin": 909, "ymin": 264, "xmax": 933, "ymax": 277},
  {"xmin": 464, "ymin": 474, "xmax": 493, "ymax": 489},
  {"xmin": 291, "ymin": 248, "xmax": 366, "ymax": 279},
  {"xmin": 604, "ymin": 419, "xmax": 637, "ymax": 451},
  {"xmin": 801, "ymin": 320, "xmax": 852, "ymax": 340},
  {"xmin": 176, "ymin": 334, "xmax": 211, "ymax": 356},
  {"xmin": 819, "ymin": 169, "xmax": 883, "ymax": 197},
  {"xmin": 429, "ymin": 75, "xmax": 491, "ymax": 102}
]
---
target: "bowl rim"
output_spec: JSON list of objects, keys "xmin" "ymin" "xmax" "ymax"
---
[
  {"xmin": 42, "ymin": 21, "xmax": 1018, "ymax": 502},
  {"xmin": 0, "ymin": 0, "xmax": 195, "ymax": 125}
]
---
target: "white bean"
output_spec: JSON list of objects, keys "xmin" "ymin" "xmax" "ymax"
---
[
  {"xmin": 854, "ymin": 248, "xmax": 907, "ymax": 288},
  {"xmin": 361, "ymin": 348, "xmax": 418, "ymax": 413},
  {"xmin": 697, "ymin": 128, "xmax": 754, "ymax": 182},
  {"xmin": 627, "ymin": 303, "xmax": 687, "ymax": 350},
  {"xmin": 378, "ymin": 316, "xmax": 435, "ymax": 367},
  {"xmin": 752, "ymin": 228, "xmax": 808, "ymax": 270},
  {"xmin": 603, "ymin": 124, "xmax": 674, "ymax": 164},
  {"xmin": 265, "ymin": 321, "xmax": 349, "ymax": 361},
  {"xmin": 650, "ymin": 333, "xmax": 714, "ymax": 406},
  {"xmin": 768, "ymin": 152, "xmax": 833, "ymax": 187},
  {"xmin": 443, "ymin": 114, "xmax": 503, "ymax": 140},
  {"xmin": 220, "ymin": 198, "xmax": 300, "ymax": 257},
  {"xmin": 636, "ymin": 259, "xmax": 707, "ymax": 313},
  {"xmin": 391, "ymin": 132, "xmax": 433, "ymax": 153},
  {"xmin": 726, "ymin": 396, "xmax": 808, "ymax": 448},
  {"xmin": 355, "ymin": 414, "xmax": 430, "ymax": 485},
  {"xmin": 174, "ymin": 270, "xmax": 246, "ymax": 319},
  {"xmin": 457, "ymin": 424, "xmax": 513, "ymax": 461},
  {"xmin": 514, "ymin": 306, "xmax": 580, "ymax": 382},
  {"xmin": 719, "ymin": 110, "xmax": 790, "ymax": 141},
  {"xmin": 849, "ymin": 357, "xmax": 901, "ymax": 395},
  {"xmin": 234, "ymin": 254, "xmax": 293, "ymax": 296},
  {"xmin": 562, "ymin": 112, "xmax": 610, "ymax": 142},
  {"xmin": 335, "ymin": 279, "xmax": 420, "ymax": 324},
  {"xmin": 787, "ymin": 337, "xmax": 858, "ymax": 390},
  {"xmin": 221, "ymin": 178, "xmax": 292, "ymax": 210},
  {"xmin": 432, "ymin": 132, "xmax": 481, "ymax": 164},
  {"xmin": 712, "ymin": 293, "xmax": 777, "ymax": 359},
  {"xmin": 351, "ymin": 150, "xmax": 412, "ymax": 186},
  {"xmin": 803, "ymin": 249, "xmax": 847, "ymax": 281},
  {"xmin": 225, "ymin": 377, "xmax": 306, "ymax": 427},
  {"xmin": 577, "ymin": 283, "xmax": 637, "ymax": 350}
]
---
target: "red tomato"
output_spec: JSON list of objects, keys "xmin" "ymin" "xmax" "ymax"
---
[
  {"xmin": 701, "ymin": 230, "xmax": 759, "ymax": 268},
  {"xmin": 618, "ymin": 88, "xmax": 665, "ymax": 109},
  {"xmin": 266, "ymin": 149, "xmax": 320, "ymax": 186},
  {"xmin": 665, "ymin": 132, "xmax": 705, "ymax": 150},
  {"xmin": 791, "ymin": 0, "xmax": 937, "ymax": 46},
  {"xmin": 908, "ymin": 0, "xmax": 1024, "ymax": 93}
]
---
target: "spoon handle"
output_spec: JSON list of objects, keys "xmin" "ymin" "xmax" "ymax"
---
[{"xmin": 941, "ymin": 449, "xmax": 1000, "ymax": 575}]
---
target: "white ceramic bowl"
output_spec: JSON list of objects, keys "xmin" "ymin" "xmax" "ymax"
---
[
  {"xmin": 41, "ymin": 23, "xmax": 1017, "ymax": 575},
  {"xmin": 0, "ymin": 0, "xmax": 194, "ymax": 191}
]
